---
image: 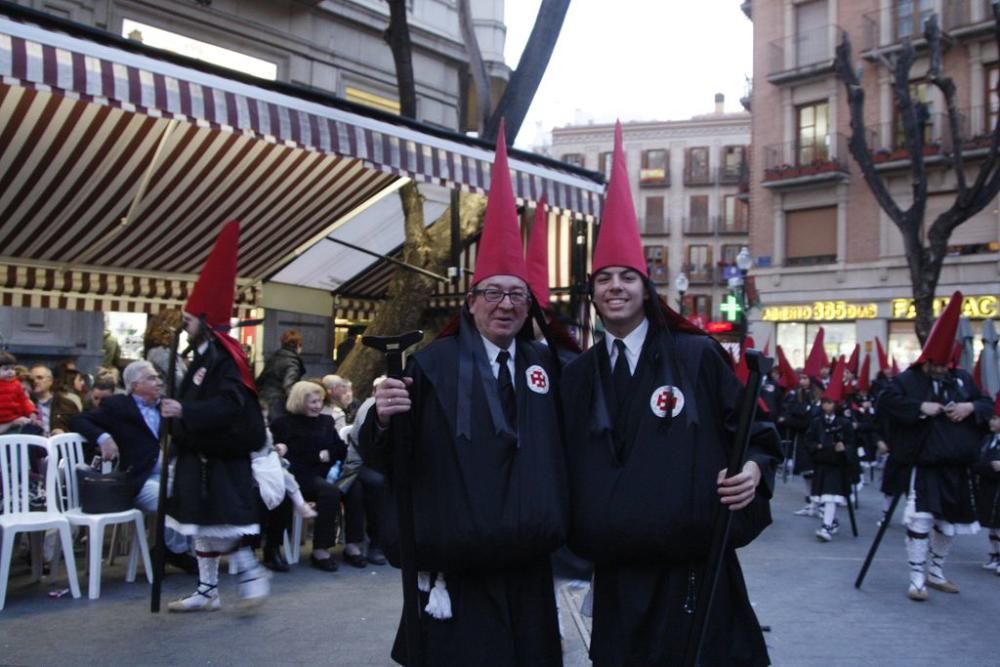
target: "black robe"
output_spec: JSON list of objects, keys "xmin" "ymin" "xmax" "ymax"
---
[
  {"xmin": 877, "ymin": 367, "xmax": 992, "ymax": 524},
  {"xmin": 167, "ymin": 339, "xmax": 265, "ymax": 529},
  {"xmin": 783, "ymin": 389, "xmax": 818, "ymax": 475},
  {"xmin": 561, "ymin": 322, "xmax": 779, "ymax": 667},
  {"xmin": 974, "ymin": 433, "xmax": 1000, "ymax": 529},
  {"xmin": 806, "ymin": 414, "xmax": 857, "ymax": 498},
  {"xmin": 359, "ymin": 317, "xmax": 568, "ymax": 667}
]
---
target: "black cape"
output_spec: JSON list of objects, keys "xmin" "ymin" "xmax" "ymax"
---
[
  {"xmin": 561, "ymin": 322, "xmax": 778, "ymax": 667},
  {"xmin": 974, "ymin": 433, "xmax": 1000, "ymax": 528},
  {"xmin": 806, "ymin": 413, "xmax": 858, "ymax": 497},
  {"xmin": 359, "ymin": 316, "xmax": 568, "ymax": 666},
  {"xmin": 877, "ymin": 366, "xmax": 992, "ymax": 523},
  {"xmin": 166, "ymin": 339, "xmax": 265, "ymax": 528}
]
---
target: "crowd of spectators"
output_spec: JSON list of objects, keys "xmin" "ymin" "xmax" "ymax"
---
[{"xmin": 2, "ymin": 323, "xmax": 383, "ymax": 580}]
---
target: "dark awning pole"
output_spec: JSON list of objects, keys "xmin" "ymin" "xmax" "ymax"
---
[{"xmin": 326, "ymin": 237, "xmax": 449, "ymax": 282}]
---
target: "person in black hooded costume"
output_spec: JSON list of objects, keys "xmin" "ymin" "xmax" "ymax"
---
[
  {"xmin": 358, "ymin": 121, "xmax": 568, "ymax": 666},
  {"xmin": 560, "ymin": 122, "xmax": 779, "ymax": 667}
]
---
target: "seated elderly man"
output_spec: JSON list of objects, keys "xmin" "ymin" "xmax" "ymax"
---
[
  {"xmin": 320, "ymin": 374, "xmax": 349, "ymax": 430},
  {"xmin": 71, "ymin": 360, "xmax": 197, "ymax": 574}
]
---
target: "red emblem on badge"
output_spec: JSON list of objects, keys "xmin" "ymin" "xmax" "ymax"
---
[
  {"xmin": 525, "ymin": 365, "xmax": 549, "ymax": 394},
  {"xmin": 649, "ymin": 385, "xmax": 684, "ymax": 418}
]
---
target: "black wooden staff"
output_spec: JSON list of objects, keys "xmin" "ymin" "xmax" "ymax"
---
[
  {"xmin": 682, "ymin": 349, "xmax": 773, "ymax": 667},
  {"xmin": 363, "ymin": 331, "xmax": 424, "ymax": 666},
  {"xmin": 151, "ymin": 324, "xmax": 181, "ymax": 613}
]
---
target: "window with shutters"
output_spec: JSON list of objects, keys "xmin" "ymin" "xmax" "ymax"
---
[
  {"xmin": 686, "ymin": 195, "xmax": 711, "ymax": 234},
  {"xmin": 892, "ymin": 80, "xmax": 933, "ymax": 150},
  {"xmin": 894, "ymin": 0, "xmax": 934, "ymax": 41},
  {"xmin": 686, "ymin": 244, "xmax": 714, "ymax": 283},
  {"xmin": 644, "ymin": 245, "xmax": 669, "ymax": 285},
  {"xmin": 598, "ymin": 151, "xmax": 615, "ymax": 180},
  {"xmin": 721, "ymin": 195, "xmax": 749, "ymax": 234},
  {"xmin": 640, "ymin": 149, "xmax": 670, "ymax": 186},
  {"xmin": 720, "ymin": 146, "xmax": 745, "ymax": 183},
  {"xmin": 785, "ymin": 206, "xmax": 837, "ymax": 266},
  {"xmin": 685, "ymin": 147, "xmax": 712, "ymax": 185},
  {"xmin": 987, "ymin": 62, "xmax": 999, "ymax": 132},
  {"xmin": 683, "ymin": 294, "xmax": 714, "ymax": 320},
  {"xmin": 644, "ymin": 196, "xmax": 666, "ymax": 234}
]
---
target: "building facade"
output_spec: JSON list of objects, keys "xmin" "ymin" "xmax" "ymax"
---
[
  {"xmin": 550, "ymin": 98, "xmax": 751, "ymax": 324},
  {"xmin": 745, "ymin": 0, "xmax": 999, "ymax": 368}
]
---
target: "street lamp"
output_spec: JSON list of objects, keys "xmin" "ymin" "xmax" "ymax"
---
[
  {"xmin": 735, "ymin": 246, "xmax": 753, "ymax": 342},
  {"xmin": 674, "ymin": 272, "xmax": 689, "ymax": 316}
]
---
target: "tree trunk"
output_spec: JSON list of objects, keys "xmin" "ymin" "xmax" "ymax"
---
[
  {"xmin": 383, "ymin": 0, "xmax": 417, "ymax": 118},
  {"xmin": 483, "ymin": 0, "xmax": 571, "ymax": 143}
]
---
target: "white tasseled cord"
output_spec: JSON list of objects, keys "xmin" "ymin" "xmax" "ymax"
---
[
  {"xmin": 424, "ymin": 572, "xmax": 452, "ymax": 620},
  {"xmin": 417, "ymin": 571, "xmax": 432, "ymax": 592}
]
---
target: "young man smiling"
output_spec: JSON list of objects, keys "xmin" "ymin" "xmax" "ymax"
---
[
  {"xmin": 361, "ymin": 122, "xmax": 567, "ymax": 666},
  {"xmin": 561, "ymin": 122, "xmax": 779, "ymax": 667}
]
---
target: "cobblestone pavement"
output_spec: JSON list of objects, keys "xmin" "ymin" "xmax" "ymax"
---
[{"xmin": 1, "ymin": 474, "xmax": 996, "ymax": 666}]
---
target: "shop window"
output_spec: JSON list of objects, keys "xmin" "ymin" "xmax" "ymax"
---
[
  {"xmin": 777, "ymin": 321, "xmax": 856, "ymax": 370},
  {"xmin": 105, "ymin": 312, "xmax": 148, "ymax": 364},
  {"xmin": 121, "ymin": 19, "xmax": 278, "ymax": 80},
  {"xmin": 785, "ymin": 206, "xmax": 836, "ymax": 266}
]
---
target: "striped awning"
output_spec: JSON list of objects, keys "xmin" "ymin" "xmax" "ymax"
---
[{"xmin": 0, "ymin": 10, "xmax": 604, "ymax": 314}]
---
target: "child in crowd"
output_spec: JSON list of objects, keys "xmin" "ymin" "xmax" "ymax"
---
[
  {"xmin": 806, "ymin": 365, "xmax": 857, "ymax": 542},
  {"xmin": 0, "ymin": 352, "xmax": 42, "ymax": 435},
  {"xmin": 975, "ymin": 395, "xmax": 1000, "ymax": 574}
]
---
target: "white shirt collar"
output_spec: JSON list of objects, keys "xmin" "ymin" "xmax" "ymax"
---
[
  {"xmin": 604, "ymin": 317, "xmax": 648, "ymax": 373},
  {"xmin": 480, "ymin": 335, "xmax": 516, "ymax": 380}
]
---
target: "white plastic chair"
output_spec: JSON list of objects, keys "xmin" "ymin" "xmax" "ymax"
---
[
  {"xmin": 0, "ymin": 434, "xmax": 81, "ymax": 610},
  {"xmin": 48, "ymin": 433, "xmax": 152, "ymax": 600}
]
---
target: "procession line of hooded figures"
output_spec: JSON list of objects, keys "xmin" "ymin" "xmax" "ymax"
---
[
  {"xmin": 158, "ymin": 118, "xmax": 996, "ymax": 665},
  {"xmin": 765, "ymin": 299, "xmax": 1000, "ymax": 603}
]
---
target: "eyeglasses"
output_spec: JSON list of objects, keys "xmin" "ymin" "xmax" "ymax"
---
[{"xmin": 471, "ymin": 288, "xmax": 531, "ymax": 306}]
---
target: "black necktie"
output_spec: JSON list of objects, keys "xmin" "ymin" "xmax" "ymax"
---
[
  {"xmin": 613, "ymin": 339, "xmax": 631, "ymax": 413},
  {"xmin": 497, "ymin": 350, "xmax": 516, "ymax": 426}
]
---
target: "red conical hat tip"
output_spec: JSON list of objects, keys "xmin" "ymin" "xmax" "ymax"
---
[
  {"xmin": 847, "ymin": 344, "xmax": 860, "ymax": 374},
  {"xmin": 525, "ymin": 195, "xmax": 550, "ymax": 307},
  {"xmin": 875, "ymin": 337, "xmax": 889, "ymax": 371},
  {"xmin": 822, "ymin": 361, "xmax": 845, "ymax": 403},
  {"xmin": 994, "ymin": 393, "xmax": 1000, "ymax": 418},
  {"xmin": 185, "ymin": 220, "xmax": 239, "ymax": 328},
  {"xmin": 804, "ymin": 327, "xmax": 828, "ymax": 380},
  {"xmin": 776, "ymin": 345, "xmax": 798, "ymax": 390},
  {"xmin": 857, "ymin": 353, "xmax": 871, "ymax": 393},
  {"xmin": 591, "ymin": 120, "xmax": 647, "ymax": 277},
  {"xmin": 470, "ymin": 119, "xmax": 529, "ymax": 287},
  {"xmin": 916, "ymin": 291, "xmax": 963, "ymax": 366}
]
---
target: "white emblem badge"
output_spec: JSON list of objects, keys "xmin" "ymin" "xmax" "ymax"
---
[
  {"xmin": 193, "ymin": 367, "xmax": 207, "ymax": 386},
  {"xmin": 526, "ymin": 365, "xmax": 549, "ymax": 394},
  {"xmin": 650, "ymin": 385, "xmax": 684, "ymax": 418}
]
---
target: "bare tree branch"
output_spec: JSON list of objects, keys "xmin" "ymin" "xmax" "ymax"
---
[
  {"xmin": 383, "ymin": 0, "xmax": 417, "ymax": 119},
  {"xmin": 483, "ymin": 0, "xmax": 571, "ymax": 143}
]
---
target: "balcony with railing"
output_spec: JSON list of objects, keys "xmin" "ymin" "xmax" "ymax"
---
[
  {"xmin": 683, "ymin": 216, "xmax": 714, "ymax": 235},
  {"xmin": 716, "ymin": 214, "xmax": 750, "ymax": 235},
  {"xmin": 639, "ymin": 167, "xmax": 670, "ymax": 188},
  {"xmin": 683, "ymin": 263, "xmax": 716, "ymax": 285},
  {"xmin": 768, "ymin": 24, "xmax": 844, "ymax": 84},
  {"xmin": 684, "ymin": 169, "xmax": 714, "ymax": 187},
  {"xmin": 642, "ymin": 216, "xmax": 671, "ymax": 236},
  {"xmin": 868, "ymin": 108, "xmax": 996, "ymax": 169},
  {"xmin": 863, "ymin": 1, "xmax": 994, "ymax": 52},
  {"xmin": 763, "ymin": 132, "xmax": 850, "ymax": 187},
  {"xmin": 717, "ymin": 163, "xmax": 746, "ymax": 185}
]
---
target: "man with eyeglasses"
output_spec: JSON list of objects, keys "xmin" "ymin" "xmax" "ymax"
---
[
  {"xmin": 72, "ymin": 359, "xmax": 196, "ymax": 574},
  {"xmin": 360, "ymin": 123, "xmax": 567, "ymax": 666}
]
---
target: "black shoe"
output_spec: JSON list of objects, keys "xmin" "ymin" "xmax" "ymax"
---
[
  {"xmin": 310, "ymin": 554, "xmax": 338, "ymax": 572},
  {"xmin": 367, "ymin": 547, "xmax": 387, "ymax": 566},
  {"xmin": 166, "ymin": 551, "xmax": 199, "ymax": 575},
  {"xmin": 262, "ymin": 548, "xmax": 290, "ymax": 573},
  {"xmin": 343, "ymin": 551, "xmax": 367, "ymax": 569}
]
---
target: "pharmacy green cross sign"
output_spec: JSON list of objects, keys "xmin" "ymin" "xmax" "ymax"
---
[{"xmin": 720, "ymin": 294, "xmax": 743, "ymax": 322}]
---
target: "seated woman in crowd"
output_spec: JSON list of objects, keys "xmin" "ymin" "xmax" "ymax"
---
[{"xmin": 270, "ymin": 381, "xmax": 368, "ymax": 571}]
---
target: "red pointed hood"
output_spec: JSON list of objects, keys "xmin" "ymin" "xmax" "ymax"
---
[
  {"xmin": 525, "ymin": 195, "xmax": 550, "ymax": 307},
  {"xmin": 857, "ymin": 353, "xmax": 871, "ymax": 393},
  {"xmin": 470, "ymin": 119, "xmax": 528, "ymax": 287},
  {"xmin": 822, "ymin": 361, "xmax": 846, "ymax": 402},
  {"xmin": 185, "ymin": 220, "xmax": 239, "ymax": 329},
  {"xmin": 875, "ymin": 337, "xmax": 889, "ymax": 371},
  {"xmin": 776, "ymin": 345, "xmax": 799, "ymax": 390},
  {"xmin": 734, "ymin": 337, "xmax": 753, "ymax": 385},
  {"xmin": 994, "ymin": 392, "xmax": 1000, "ymax": 418},
  {"xmin": 592, "ymin": 121, "xmax": 647, "ymax": 277},
  {"xmin": 891, "ymin": 356, "xmax": 900, "ymax": 375},
  {"xmin": 915, "ymin": 291, "xmax": 963, "ymax": 366},
  {"xmin": 804, "ymin": 327, "xmax": 828, "ymax": 380},
  {"xmin": 762, "ymin": 336, "xmax": 771, "ymax": 357},
  {"xmin": 846, "ymin": 344, "xmax": 860, "ymax": 375},
  {"xmin": 950, "ymin": 341, "xmax": 964, "ymax": 369}
]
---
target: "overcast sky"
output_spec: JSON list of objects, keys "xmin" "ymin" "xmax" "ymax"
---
[{"xmin": 503, "ymin": 0, "xmax": 753, "ymax": 149}]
